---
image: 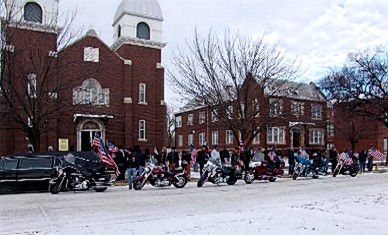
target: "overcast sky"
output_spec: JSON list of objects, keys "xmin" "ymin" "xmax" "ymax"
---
[{"xmin": 60, "ymin": 0, "xmax": 388, "ymax": 104}]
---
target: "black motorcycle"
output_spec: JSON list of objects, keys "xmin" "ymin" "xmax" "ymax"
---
[
  {"xmin": 197, "ymin": 160, "xmax": 242, "ymax": 187},
  {"xmin": 333, "ymin": 154, "xmax": 359, "ymax": 177},
  {"xmin": 49, "ymin": 153, "xmax": 115, "ymax": 194}
]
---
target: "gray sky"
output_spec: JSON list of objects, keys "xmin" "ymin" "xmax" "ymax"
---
[{"xmin": 60, "ymin": 0, "xmax": 388, "ymax": 105}]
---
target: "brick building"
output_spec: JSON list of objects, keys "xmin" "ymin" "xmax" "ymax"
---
[
  {"xmin": 174, "ymin": 81, "xmax": 328, "ymax": 155},
  {"xmin": 0, "ymin": 0, "xmax": 166, "ymax": 155}
]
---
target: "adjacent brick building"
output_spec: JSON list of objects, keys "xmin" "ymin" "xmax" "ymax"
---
[
  {"xmin": 0, "ymin": 0, "xmax": 166, "ymax": 155},
  {"xmin": 174, "ymin": 81, "xmax": 328, "ymax": 155}
]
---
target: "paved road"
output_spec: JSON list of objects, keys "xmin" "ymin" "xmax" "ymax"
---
[{"xmin": 1, "ymin": 173, "xmax": 388, "ymax": 235}]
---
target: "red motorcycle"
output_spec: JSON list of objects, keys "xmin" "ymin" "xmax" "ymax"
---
[
  {"xmin": 244, "ymin": 153, "xmax": 285, "ymax": 184},
  {"xmin": 133, "ymin": 163, "xmax": 188, "ymax": 190}
]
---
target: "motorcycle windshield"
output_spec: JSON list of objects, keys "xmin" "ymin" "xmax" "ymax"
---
[{"xmin": 252, "ymin": 153, "xmax": 264, "ymax": 162}]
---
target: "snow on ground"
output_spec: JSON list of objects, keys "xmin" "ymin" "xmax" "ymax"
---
[{"xmin": 0, "ymin": 173, "xmax": 388, "ymax": 235}]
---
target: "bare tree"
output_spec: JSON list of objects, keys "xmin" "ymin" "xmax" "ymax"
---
[
  {"xmin": 319, "ymin": 46, "xmax": 388, "ymax": 128},
  {"xmin": 0, "ymin": 0, "xmax": 82, "ymax": 151},
  {"xmin": 165, "ymin": 103, "xmax": 176, "ymax": 148},
  {"xmin": 168, "ymin": 29, "xmax": 302, "ymax": 145}
]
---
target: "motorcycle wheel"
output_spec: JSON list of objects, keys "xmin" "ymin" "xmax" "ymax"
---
[
  {"xmin": 244, "ymin": 173, "xmax": 255, "ymax": 184},
  {"xmin": 292, "ymin": 173, "xmax": 298, "ymax": 180},
  {"xmin": 350, "ymin": 171, "xmax": 358, "ymax": 177},
  {"xmin": 333, "ymin": 169, "xmax": 339, "ymax": 177},
  {"xmin": 227, "ymin": 176, "xmax": 237, "ymax": 185},
  {"xmin": 268, "ymin": 177, "xmax": 276, "ymax": 182},
  {"xmin": 49, "ymin": 183, "xmax": 60, "ymax": 194},
  {"xmin": 312, "ymin": 175, "xmax": 319, "ymax": 179},
  {"xmin": 133, "ymin": 179, "xmax": 144, "ymax": 190},
  {"xmin": 173, "ymin": 176, "xmax": 188, "ymax": 188},
  {"xmin": 197, "ymin": 179, "xmax": 205, "ymax": 187},
  {"xmin": 94, "ymin": 187, "xmax": 108, "ymax": 192}
]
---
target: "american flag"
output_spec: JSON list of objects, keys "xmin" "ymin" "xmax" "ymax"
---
[
  {"xmin": 92, "ymin": 134, "xmax": 120, "ymax": 176},
  {"xmin": 190, "ymin": 144, "xmax": 198, "ymax": 167},
  {"xmin": 368, "ymin": 148, "xmax": 384, "ymax": 160}
]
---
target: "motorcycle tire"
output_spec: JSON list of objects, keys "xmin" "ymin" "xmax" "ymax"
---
[
  {"xmin": 312, "ymin": 175, "xmax": 319, "ymax": 179},
  {"xmin": 133, "ymin": 180, "xmax": 144, "ymax": 190},
  {"xmin": 94, "ymin": 187, "xmax": 108, "ymax": 192},
  {"xmin": 268, "ymin": 177, "xmax": 276, "ymax": 182},
  {"xmin": 197, "ymin": 179, "xmax": 205, "ymax": 187},
  {"xmin": 350, "ymin": 171, "xmax": 358, "ymax": 177},
  {"xmin": 333, "ymin": 169, "xmax": 339, "ymax": 177},
  {"xmin": 173, "ymin": 176, "xmax": 188, "ymax": 188},
  {"xmin": 227, "ymin": 176, "xmax": 238, "ymax": 185},
  {"xmin": 292, "ymin": 173, "xmax": 298, "ymax": 180},
  {"xmin": 244, "ymin": 173, "xmax": 255, "ymax": 184},
  {"xmin": 49, "ymin": 183, "xmax": 60, "ymax": 194}
]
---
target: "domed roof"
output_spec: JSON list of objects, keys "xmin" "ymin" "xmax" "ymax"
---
[{"xmin": 114, "ymin": 0, "xmax": 163, "ymax": 23}]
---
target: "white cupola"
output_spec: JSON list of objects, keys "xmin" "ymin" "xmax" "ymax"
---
[
  {"xmin": 5, "ymin": 0, "xmax": 59, "ymax": 30},
  {"xmin": 112, "ymin": 0, "xmax": 165, "ymax": 50}
]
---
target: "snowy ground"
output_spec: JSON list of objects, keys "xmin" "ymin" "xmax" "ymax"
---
[{"xmin": 1, "ymin": 173, "xmax": 388, "ymax": 235}]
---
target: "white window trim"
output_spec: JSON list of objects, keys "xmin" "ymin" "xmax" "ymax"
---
[
  {"xmin": 311, "ymin": 104, "xmax": 322, "ymax": 120},
  {"xmin": 199, "ymin": 111, "xmax": 205, "ymax": 124},
  {"xmin": 226, "ymin": 130, "xmax": 234, "ymax": 145},
  {"xmin": 188, "ymin": 134, "xmax": 194, "ymax": 146},
  {"xmin": 227, "ymin": 106, "xmax": 233, "ymax": 119},
  {"xmin": 139, "ymin": 83, "xmax": 147, "ymax": 105},
  {"xmin": 309, "ymin": 129, "xmax": 325, "ymax": 145},
  {"xmin": 27, "ymin": 73, "xmax": 37, "ymax": 98},
  {"xmin": 187, "ymin": 114, "xmax": 194, "ymax": 126},
  {"xmin": 178, "ymin": 135, "xmax": 183, "ymax": 147},
  {"xmin": 176, "ymin": 116, "xmax": 182, "ymax": 128},
  {"xmin": 267, "ymin": 127, "xmax": 285, "ymax": 144},
  {"xmin": 199, "ymin": 132, "xmax": 205, "ymax": 146},
  {"xmin": 269, "ymin": 99, "xmax": 283, "ymax": 117},
  {"xmin": 212, "ymin": 110, "xmax": 218, "ymax": 122},
  {"xmin": 291, "ymin": 102, "xmax": 304, "ymax": 116},
  {"xmin": 212, "ymin": 131, "xmax": 219, "ymax": 145},
  {"xmin": 138, "ymin": 120, "xmax": 147, "ymax": 141}
]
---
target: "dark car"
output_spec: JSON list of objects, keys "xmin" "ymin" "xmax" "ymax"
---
[{"xmin": 0, "ymin": 152, "xmax": 104, "ymax": 193}]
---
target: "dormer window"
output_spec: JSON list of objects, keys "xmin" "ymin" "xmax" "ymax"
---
[
  {"xmin": 136, "ymin": 22, "xmax": 150, "ymax": 40},
  {"xmin": 24, "ymin": 2, "xmax": 43, "ymax": 23}
]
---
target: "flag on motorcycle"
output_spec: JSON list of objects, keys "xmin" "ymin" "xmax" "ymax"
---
[
  {"xmin": 368, "ymin": 147, "xmax": 383, "ymax": 160},
  {"xmin": 92, "ymin": 134, "xmax": 120, "ymax": 176},
  {"xmin": 190, "ymin": 144, "xmax": 198, "ymax": 167}
]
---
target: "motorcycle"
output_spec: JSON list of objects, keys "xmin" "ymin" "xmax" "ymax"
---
[
  {"xmin": 49, "ymin": 153, "xmax": 115, "ymax": 194},
  {"xmin": 333, "ymin": 153, "xmax": 359, "ymax": 177},
  {"xmin": 132, "ymin": 162, "xmax": 188, "ymax": 190},
  {"xmin": 197, "ymin": 160, "xmax": 242, "ymax": 187},
  {"xmin": 292, "ymin": 156, "xmax": 319, "ymax": 180},
  {"xmin": 244, "ymin": 152, "xmax": 285, "ymax": 184}
]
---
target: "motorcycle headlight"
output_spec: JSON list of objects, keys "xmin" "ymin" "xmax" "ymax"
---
[{"xmin": 58, "ymin": 169, "xmax": 64, "ymax": 176}]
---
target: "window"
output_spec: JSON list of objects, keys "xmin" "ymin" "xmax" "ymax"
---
[
  {"xmin": 19, "ymin": 158, "xmax": 51, "ymax": 169},
  {"xmin": 178, "ymin": 135, "xmax": 183, "ymax": 147},
  {"xmin": 239, "ymin": 103, "xmax": 245, "ymax": 119},
  {"xmin": 267, "ymin": 127, "xmax": 285, "ymax": 144},
  {"xmin": 118, "ymin": 25, "xmax": 122, "ymax": 38},
  {"xmin": 24, "ymin": 2, "xmax": 43, "ymax": 23},
  {"xmin": 187, "ymin": 114, "xmax": 193, "ymax": 126},
  {"xmin": 188, "ymin": 134, "xmax": 194, "ymax": 146},
  {"xmin": 327, "ymin": 124, "xmax": 334, "ymax": 137},
  {"xmin": 252, "ymin": 128, "xmax": 260, "ymax": 145},
  {"xmin": 291, "ymin": 102, "xmax": 304, "ymax": 116},
  {"xmin": 311, "ymin": 105, "xmax": 322, "ymax": 119},
  {"xmin": 212, "ymin": 131, "xmax": 219, "ymax": 145},
  {"xmin": 137, "ymin": 22, "xmax": 150, "ymax": 40},
  {"xmin": 199, "ymin": 111, "xmax": 205, "ymax": 124},
  {"xmin": 83, "ymin": 47, "xmax": 99, "ymax": 62},
  {"xmin": 199, "ymin": 132, "xmax": 205, "ymax": 146},
  {"xmin": 211, "ymin": 110, "xmax": 218, "ymax": 122},
  {"xmin": 176, "ymin": 116, "xmax": 182, "ymax": 128},
  {"xmin": 139, "ymin": 120, "xmax": 146, "ymax": 140},
  {"xmin": 27, "ymin": 74, "xmax": 37, "ymax": 98},
  {"xmin": 309, "ymin": 129, "xmax": 324, "ymax": 145},
  {"xmin": 139, "ymin": 83, "xmax": 146, "ymax": 104},
  {"xmin": 327, "ymin": 143, "xmax": 334, "ymax": 150},
  {"xmin": 253, "ymin": 98, "xmax": 260, "ymax": 117},
  {"xmin": 73, "ymin": 79, "xmax": 110, "ymax": 106},
  {"xmin": 0, "ymin": 158, "xmax": 18, "ymax": 170},
  {"xmin": 227, "ymin": 106, "xmax": 233, "ymax": 119},
  {"xmin": 269, "ymin": 99, "xmax": 282, "ymax": 117},
  {"xmin": 226, "ymin": 130, "xmax": 234, "ymax": 145}
]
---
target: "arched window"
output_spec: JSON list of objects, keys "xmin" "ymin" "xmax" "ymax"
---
[
  {"xmin": 118, "ymin": 25, "xmax": 121, "ymax": 38},
  {"xmin": 73, "ymin": 79, "xmax": 110, "ymax": 106},
  {"xmin": 24, "ymin": 2, "xmax": 43, "ymax": 23},
  {"xmin": 136, "ymin": 22, "xmax": 150, "ymax": 40}
]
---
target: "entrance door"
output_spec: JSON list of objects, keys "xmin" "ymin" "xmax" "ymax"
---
[
  {"xmin": 292, "ymin": 130, "xmax": 301, "ymax": 148},
  {"xmin": 81, "ymin": 131, "xmax": 101, "ymax": 151}
]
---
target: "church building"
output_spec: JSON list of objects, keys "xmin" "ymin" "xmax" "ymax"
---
[{"xmin": 0, "ymin": 0, "xmax": 167, "ymax": 155}]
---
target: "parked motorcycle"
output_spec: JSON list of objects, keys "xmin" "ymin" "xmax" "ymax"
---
[
  {"xmin": 132, "ymin": 162, "xmax": 188, "ymax": 190},
  {"xmin": 244, "ymin": 152, "xmax": 285, "ymax": 184},
  {"xmin": 49, "ymin": 153, "xmax": 115, "ymax": 194},
  {"xmin": 197, "ymin": 160, "xmax": 242, "ymax": 187},
  {"xmin": 292, "ymin": 156, "xmax": 319, "ymax": 180},
  {"xmin": 333, "ymin": 153, "xmax": 359, "ymax": 177}
]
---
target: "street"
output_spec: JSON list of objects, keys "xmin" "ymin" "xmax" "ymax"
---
[{"xmin": 1, "ymin": 173, "xmax": 388, "ymax": 235}]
